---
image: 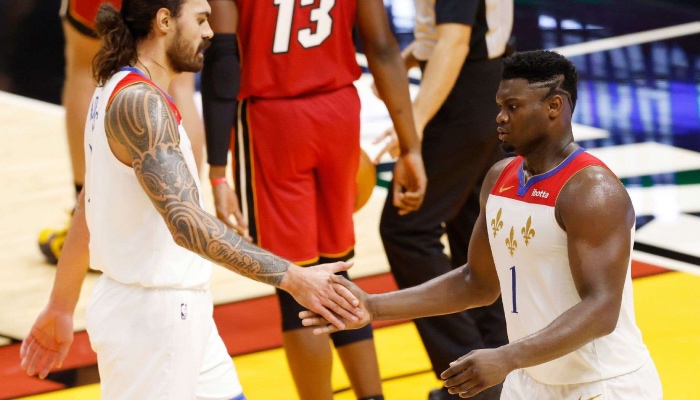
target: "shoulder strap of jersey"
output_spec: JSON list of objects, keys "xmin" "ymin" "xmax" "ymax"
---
[
  {"xmin": 107, "ymin": 67, "xmax": 182, "ymax": 124},
  {"xmin": 490, "ymin": 156, "xmax": 523, "ymax": 197}
]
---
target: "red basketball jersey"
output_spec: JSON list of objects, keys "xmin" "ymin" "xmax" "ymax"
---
[
  {"xmin": 69, "ymin": 0, "xmax": 122, "ymax": 30},
  {"xmin": 235, "ymin": 0, "xmax": 361, "ymax": 99}
]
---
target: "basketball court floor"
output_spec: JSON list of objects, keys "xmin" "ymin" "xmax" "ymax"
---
[{"xmin": 1, "ymin": 0, "xmax": 699, "ymax": 399}]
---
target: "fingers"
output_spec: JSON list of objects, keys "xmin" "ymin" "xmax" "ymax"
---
[
  {"xmin": 372, "ymin": 140, "xmax": 400, "ymax": 164},
  {"xmin": 332, "ymin": 282, "xmax": 362, "ymax": 310},
  {"xmin": 56, "ymin": 343, "xmax": 70, "ymax": 369},
  {"xmin": 312, "ymin": 305, "xmax": 346, "ymax": 331},
  {"xmin": 298, "ymin": 310, "xmax": 317, "ymax": 319},
  {"xmin": 298, "ymin": 311, "xmax": 341, "ymax": 335},
  {"xmin": 38, "ymin": 352, "xmax": 58, "ymax": 379},
  {"xmin": 328, "ymin": 261, "xmax": 353, "ymax": 273},
  {"xmin": 232, "ymin": 208, "xmax": 249, "ymax": 231},
  {"xmin": 300, "ymin": 314, "xmax": 330, "ymax": 328},
  {"xmin": 393, "ymin": 188, "xmax": 422, "ymax": 216},
  {"xmin": 372, "ymin": 128, "xmax": 392, "ymax": 144},
  {"xmin": 448, "ymin": 381, "xmax": 484, "ymax": 398},
  {"xmin": 24, "ymin": 342, "xmax": 49, "ymax": 377},
  {"xmin": 19, "ymin": 336, "xmax": 32, "ymax": 359},
  {"xmin": 393, "ymin": 189, "xmax": 423, "ymax": 209},
  {"xmin": 314, "ymin": 324, "xmax": 339, "ymax": 335},
  {"xmin": 318, "ymin": 291, "xmax": 360, "ymax": 323},
  {"xmin": 20, "ymin": 337, "xmax": 38, "ymax": 371},
  {"xmin": 373, "ymin": 146, "xmax": 390, "ymax": 165},
  {"xmin": 440, "ymin": 363, "xmax": 461, "ymax": 380}
]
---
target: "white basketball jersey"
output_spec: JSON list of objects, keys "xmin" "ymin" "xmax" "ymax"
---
[
  {"xmin": 485, "ymin": 149, "xmax": 650, "ymax": 385},
  {"xmin": 84, "ymin": 67, "xmax": 211, "ymax": 289}
]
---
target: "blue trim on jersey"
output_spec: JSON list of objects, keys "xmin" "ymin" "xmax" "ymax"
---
[
  {"xmin": 516, "ymin": 147, "xmax": 585, "ymax": 197},
  {"xmin": 118, "ymin": 67, "xmax": 175, "ymax": 103},
  {"xmin": 231, "ymin": 393, "xmax": 247, "ymax": 400}
]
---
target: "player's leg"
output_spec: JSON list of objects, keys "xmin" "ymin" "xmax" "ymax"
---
[
  {"xmin": 169, "ymin": 72, "xmax": 205, "ymax": 173},
  {"xmin": 329, "ymin": 270, "xmax": 382, "ymax": 399},
  {"xmin": 195, "ymin": 314, "xmax": 246, "ymax": 400},
  {"xmin": 236, "ymin": 97, "xmax": 334, "ymax": 400},
  {"xmin": 315, "ymin": 86, "xmax": 383, "ymax": 399},
  {"xmin": 336, "ymin": 340, "xmax": 383, "ymax": 400},
  {"xmin": 278, "ymin": 289, "xmax": 335, "ymax": 400},
  {"xmin": 86, "ymin": 277, "xmax": 229, "ymax": 399}
]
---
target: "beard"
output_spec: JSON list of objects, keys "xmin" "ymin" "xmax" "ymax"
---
[{"xmin": 167, "ymin": 30, "xmax": 210, "ymax": 73}]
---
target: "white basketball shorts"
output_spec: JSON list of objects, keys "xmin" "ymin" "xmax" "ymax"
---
[
  {"xmin": 501, "ymin": 357, "xmax": 662, "ymax": 399},
  {"xmin": 86, "ymin": 274, "xmax": 245, "ymax": 400}
]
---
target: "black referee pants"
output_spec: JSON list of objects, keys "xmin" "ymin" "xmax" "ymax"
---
[{"xmin": 380, "ymin": 57, "xmax": 508, "ymax": 390}]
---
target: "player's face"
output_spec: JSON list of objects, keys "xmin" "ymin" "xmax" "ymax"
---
[
  {"xmin": 495, "ymin": 78, "xmax": 551, "ymax": 155},
  {"xmin": 167, "ymin": 0, "xmax": 213, "ymax": 73}
]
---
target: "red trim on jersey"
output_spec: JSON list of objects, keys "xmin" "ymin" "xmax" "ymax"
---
[
  {"xmin": 491, "ymin": 150, "xmax": 612, "ymax": 207},
  {"xmin": 107, "ymin": 72, "xmax": 182, "ymax": 124}
]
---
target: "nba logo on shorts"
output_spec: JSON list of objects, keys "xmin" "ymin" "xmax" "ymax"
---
[{"xmin": 181, "ymin": 303, "xmax": 188, "ymax": 320}]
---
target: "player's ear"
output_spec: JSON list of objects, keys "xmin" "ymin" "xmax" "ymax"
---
[
  {"xmin": 155, "ymin": 7, "xmax": 173, "ymax": 33},
  {"xmin": 548, "ymin": 95, "xmax": 563, "ymax": 119}
]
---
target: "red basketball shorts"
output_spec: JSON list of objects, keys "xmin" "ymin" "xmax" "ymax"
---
[{"xmin": 234, "ymin": 85, "xmax": 361, "ymax": 264}]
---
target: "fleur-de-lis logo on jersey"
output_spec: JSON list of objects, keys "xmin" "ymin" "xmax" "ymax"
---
[
  {"xmin": 520, "ymin": 216, "xmax": 535, "ymax": 245},
  {"xmin": 505, "ymin": 227, "xmax": 518, "ymax": 256},
  {"xmin": 490, "ymin": 208, "xmax": 504, "ymax": 237}
]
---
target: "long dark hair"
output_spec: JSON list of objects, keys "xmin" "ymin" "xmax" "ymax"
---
[{"xmin": 92, "ymin": 0, "xmax": 184, "ymax": 85}]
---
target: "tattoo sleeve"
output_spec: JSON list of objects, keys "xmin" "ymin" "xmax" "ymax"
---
[{"xmin": 105, "ymin": 83, "xmax": 288, "ymax": 287}]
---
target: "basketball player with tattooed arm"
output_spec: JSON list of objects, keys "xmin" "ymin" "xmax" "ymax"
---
[
  {"xmin": 20, "ymin": 1, "xmax": 364, "ymax": 399},
  {"xmin": 302, "ymin": 50, "xmax": 663, "ymax": 399},
  {"xmin": 38, "ymin": 0, "xmax": 207, "ymax": 265}
]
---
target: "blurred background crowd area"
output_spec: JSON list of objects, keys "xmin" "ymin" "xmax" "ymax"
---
[{"xmin": 2, "ymin": 0, "xmax": 698, "ymax": 107}]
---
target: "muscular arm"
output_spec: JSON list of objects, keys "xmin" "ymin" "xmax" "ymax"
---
[
  {"xmin": 106, "ymin": 84, "xmax": 291, "ymax": 287},
  {"xmin": 369, "ymin": 161, "xmax": 504, "ymax": 320},
  {"xmin": 499, "ymin": 167, "xmax": 634, "ymax": 370},
  {"xmin": 412, "ymin": 23, "xmax": 471, "ymax": 132}
]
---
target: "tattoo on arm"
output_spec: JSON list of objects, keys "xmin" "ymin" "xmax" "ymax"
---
[{"xmin": 105, "ymin": 83, "xmax": 288, "ymax": 286}]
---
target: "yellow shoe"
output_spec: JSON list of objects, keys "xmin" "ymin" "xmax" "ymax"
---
[{"xmin": 38, "ymin": 225, "xmax": 67, "ymax": 265}]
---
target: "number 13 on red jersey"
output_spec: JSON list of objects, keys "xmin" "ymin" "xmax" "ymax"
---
[{"xmin": 273, "ymin": 0, "xmax": 336, "ymax": 53}]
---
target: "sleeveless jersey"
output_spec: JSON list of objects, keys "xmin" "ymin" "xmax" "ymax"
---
[
  {"xmin": 84, "ymin": 68, "xmax": 211, "ymax": 289},
  {"xmin": 235, "ymin": 0, "xmax": 361, "ymax": 99},
  {"xmin": 485, "ymin": 148, "xmax": 650, "ymax": 384}
]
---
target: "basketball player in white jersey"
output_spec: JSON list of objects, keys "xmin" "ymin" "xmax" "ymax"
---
[
  {"xmin": 301, "ymin": 50, "xmax": 662, "ymax": 399},
  {"xmin": 20, "ymin": 1, "xmax": 363, "ymax": 398}
]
